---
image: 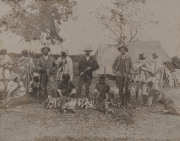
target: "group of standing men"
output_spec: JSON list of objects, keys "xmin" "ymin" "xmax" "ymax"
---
[
  {"xmin": 0, "ymin": 46, "xmax": 100, "ymax": 104},
  {"xmin": 36, "ymin": 46, "xmax": 99, "ymax": 101},
  {"xmin": 0, "ymin": 45, "xmax": 133, "ymax": 107},
  {"xmin": 0, "ymin": 44, "xmax": 165, "ymax": 107}
]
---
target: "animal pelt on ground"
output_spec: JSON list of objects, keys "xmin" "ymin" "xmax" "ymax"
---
[
  {"xmin": 45, "ymin": 95, "xmax": 122, "ymax": 114},
  {"xmin": 45, "ymin": 96, "xmax": 95, "ymax": 113}
]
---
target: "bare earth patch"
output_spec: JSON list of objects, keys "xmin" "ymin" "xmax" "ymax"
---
[
  {"xmin": 0, "ymin": 78, "xmax": 180, "ymax": 141},
  {"xmin": 0, "ymin": 99, "xmax": 180, "ymax": 141}
]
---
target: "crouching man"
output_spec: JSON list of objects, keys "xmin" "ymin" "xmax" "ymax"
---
[
  {"xmin": 93, "ymin": 75, "xmax": 114, "ymax": 114},
  {"xmin": 0, "ymin": 80, "xmax": 5, "ymax": 102},
  {"xmin": 112, "ymin": 45, "xmax": 133, "ymax": 107},
  {"xmin": 57, "ymin": 74, "xmax": 77, "ymax": 98},
  {"xmin": 141, "ymin": 77, "xmax": 159, "ymax": 106},
  {"xmin": 29, "ymin": 73, "xmax": 40, "ymax": 99}
]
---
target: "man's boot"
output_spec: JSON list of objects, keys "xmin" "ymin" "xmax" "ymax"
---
[
  {"xmin": 126, "ymin": 91, "xmax": 132, "ymax": 108},
  {"xmin": 119, "ymin": 89, "xmax": 123, "ymax": 105},
  {"xmin": 135, "ymin": 91, "xmax": 139, "ymax": 101},
  {"xmin": 77, "ymin": 87, "xmax": 82, "ymax": 98},
  {"xmin": 85, "ymin": 88, "xmax": 89, "ymax": 98}
]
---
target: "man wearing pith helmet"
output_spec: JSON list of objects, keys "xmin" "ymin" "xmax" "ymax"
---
[
  {"xmin": 77, "ymin": 46, "xmax": 99, "ymax": 98},
  {"xmin": 37, "ymin": 47, "xmax": 57, "ymax": 101},
  {"xmin": 112, "ymin": 44, "xmax": 133, "ymax": 107}
]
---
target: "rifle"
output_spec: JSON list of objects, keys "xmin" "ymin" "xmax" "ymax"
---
[
  {"xmin": 74, "ymin": 67, "xmax": 89, "ymax": 82},
  {"xmin": 163, "ymin": 75, "xmax": 169, "ymax": 88}
]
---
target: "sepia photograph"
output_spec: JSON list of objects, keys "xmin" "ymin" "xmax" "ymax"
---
[{"xmin": 0, "ymin": 0, "xmax": 180, "ymax": 141}]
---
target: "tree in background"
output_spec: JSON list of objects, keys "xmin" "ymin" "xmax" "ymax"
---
[
  {"xmin": 0, "ymin": 0, "xmax": 76, "ymax": 46},
  {"xmin": 95, "ymin": 0, "xmax": 155, "ymax": 47}
]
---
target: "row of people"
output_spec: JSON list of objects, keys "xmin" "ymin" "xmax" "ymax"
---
[
  {"xmin": 0, "ymin": 45, "xmax": 165, "ymax": 107},
  {"xmin": 36, "ymin": 46, "xmax": 99, "ymax": 101},
  {"xmin": 0, "ymin": 46, "xmax": 100, "ymax": 104},
  {"xmin": 133, "ymin": 52, "xmax": 166, "ymax": 105}
]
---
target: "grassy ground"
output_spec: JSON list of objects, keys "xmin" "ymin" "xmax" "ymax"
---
[
  {"xmin": 0, "ymin": 78, "xmax": 180, "ymax": 141},
  {"xmin": 0, "ymin": 56, "xmax": 180, "ymax": 141},
  {"xmin": 0, "ymin": 94, "xmax": 180, "ymax": 141}
]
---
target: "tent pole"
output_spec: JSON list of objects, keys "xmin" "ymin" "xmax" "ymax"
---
[{"xmin": 104, "ymin": 67, "xmax": 106, "ymax": 82}]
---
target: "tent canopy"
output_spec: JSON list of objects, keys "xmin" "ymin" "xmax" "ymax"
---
[{"xmin": 94, "ymin": 40, "xmax": 170, "ymax": 76}]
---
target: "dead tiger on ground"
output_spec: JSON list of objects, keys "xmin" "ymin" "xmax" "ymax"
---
[
  {"xmin": 45, "ymin": 95, "xmax": 95, "ymax": 113},
  {"xmin": 45, "ymin": 95, "xmax": 122, "ymax": 114}
]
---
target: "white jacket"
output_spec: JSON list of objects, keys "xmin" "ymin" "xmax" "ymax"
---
[
  {"xmin": 56, "ymin": 56, "xmax": 73, "ymax": 81},
  {"xmin": 0, "ymin": 54, "xmax": 13, "ymax": 80}
]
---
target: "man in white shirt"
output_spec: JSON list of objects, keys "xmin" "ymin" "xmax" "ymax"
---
[
  {"xmin": 151, "ymin": 53, "xmax": 165, "ymax": 88},
  {"xmin": 0, "ymin": 48, "xmax": 13, "ymax": 91}
]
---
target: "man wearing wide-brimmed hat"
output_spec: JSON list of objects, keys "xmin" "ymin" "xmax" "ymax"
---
[
  {"xmin": 18, "ymin": 49, "xmax": 35, "ymax": 92},
  {"xmin": 112, "ymin": 44, "xmax": 133, "ymax": 106},
  {"xmin": 77, "ymin": 46, "xmax": 99, "ymax": 98},
  {"xmin": 37, "ymin": 47, "xmax": 57, "ymax": 101},
  {"xmin": 56, "ymin": 49, "xmax": 73, "ymax": 82}
]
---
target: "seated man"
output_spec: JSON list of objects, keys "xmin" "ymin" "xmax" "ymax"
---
[
  {"xmin": 93, "ymin": 75, "xmax": 114, "ymax": 113},
  {"xmin": 29, "ymin": 73, "xmax": 40, "ymax": 99},
  {"xmin": 145, "ymin": 77, "xmax": 160, "ymax": 106},
  {"xmin": 6, "ymin": 73, "xmax": 26, "ymax": 104},
  {"xmin": 0, "ymin": 80, "xmax": 5, "ymax": 102},
  {"xmin": 57, "ymin": 74, "xmax": 76, "ymax": 98}
]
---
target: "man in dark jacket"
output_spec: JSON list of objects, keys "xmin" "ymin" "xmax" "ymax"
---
[
  {"xmin": 112, "ymin": 45, "xmax": 133, "ymax": 106},
  {"xmin": 37, "ymin": 47, "xmax": 57, "ymax": 101},
  {"xmin": 77, "ymin": 46, "xmax": 99, "ymax": 98}
]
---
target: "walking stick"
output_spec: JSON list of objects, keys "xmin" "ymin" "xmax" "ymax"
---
[
  {"xmin": 38, "ymin": 73, "xmax": 42, "ymax": 101},
  {"xmin": 104, "ymin": 67, "xmax": 106, "ymax": 78},
  {"xmin": 27, "ymin": 63, "xmax": 30, "ymax": 96}
]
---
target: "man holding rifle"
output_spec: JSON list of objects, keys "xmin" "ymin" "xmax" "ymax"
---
[
  {"xmin": 77, "ymin": 46, "xmax": 99, "ymax": 98},
  {"xmin": 37, "ymin": 47, "xmax": 56, "ymax": 101},
  {"xmin": 112, "ymin": 44, "xmax": 133, "ymax": 107}
]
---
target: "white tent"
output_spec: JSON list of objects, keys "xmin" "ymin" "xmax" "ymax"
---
[{"xmin": 94, "ymin": 40, "xmax": 170, "ymax": 76}]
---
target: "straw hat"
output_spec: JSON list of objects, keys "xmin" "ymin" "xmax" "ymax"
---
[
  {"xmin": 83, "ymin": 46, "xmax": 93, "ymax": 52},
  {"xmin": 41, "ymin": 47, "xmax": 51, "ymax": 53},
  {"xmin": 117, "ymin": 44, "xmax": 128, "ymax": 52},
  {"xmin": 61, "ymin": 50, "xmax": 69, "ymax": 55},
  {"xmin": 33, "ymin": 73, "xmax": 40, "ymax": 78}
]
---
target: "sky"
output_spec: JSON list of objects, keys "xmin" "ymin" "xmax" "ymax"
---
[{"xmin": 0, "ymin": 0, "xmax": 180, "ymax": 57}]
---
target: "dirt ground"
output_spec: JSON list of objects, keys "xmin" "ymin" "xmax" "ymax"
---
[
  {"xmin": 1, "ymin": 87, "xmax": 180, "ymax": 141},
  {"xmin": 0, "ymin": 77, "xmax": 180, "ymax": 141}
]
